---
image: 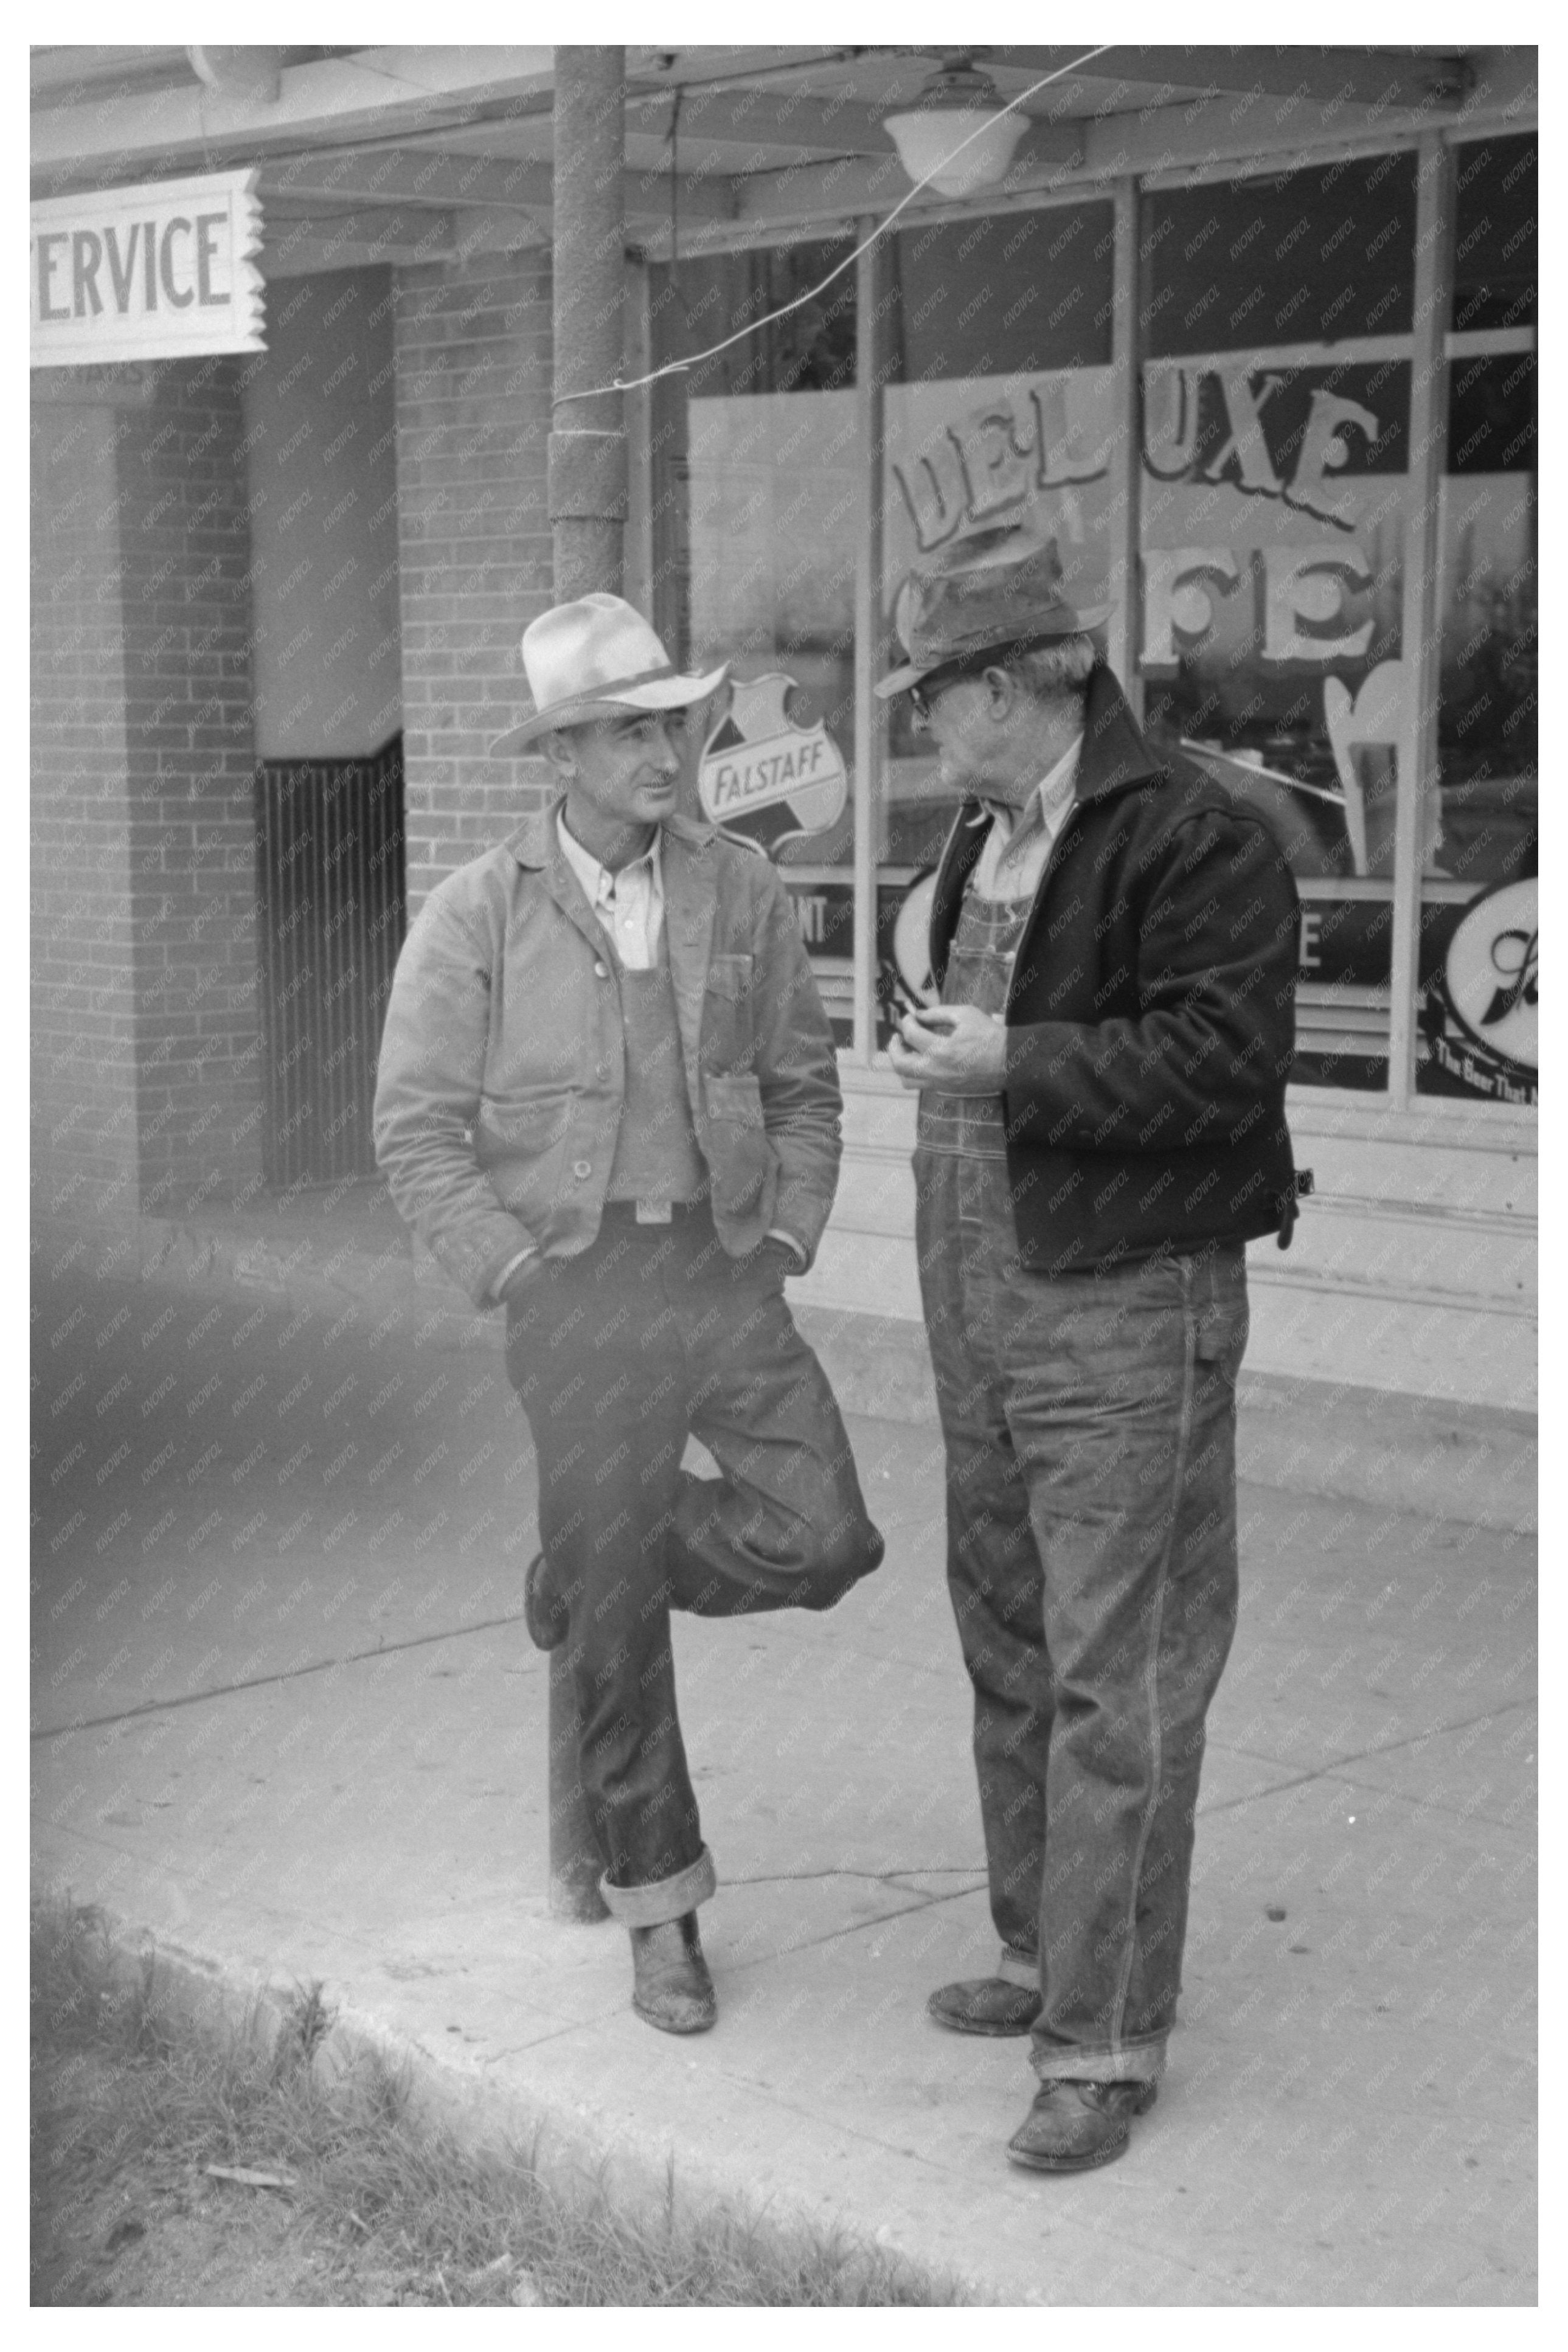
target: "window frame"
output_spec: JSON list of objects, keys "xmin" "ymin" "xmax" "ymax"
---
[{"xmin": 634, "ymin": 118, "xmax": 1536, "ymax": 1129}]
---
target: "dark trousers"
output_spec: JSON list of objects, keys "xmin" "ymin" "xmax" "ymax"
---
[
  {"xmin": 915, "ymin": 1147, "xmax": 1250, "ymax": 2084},
  {"xmin": 504, "ymin": 1207, "xmax": 883, "ymax": 1919}
]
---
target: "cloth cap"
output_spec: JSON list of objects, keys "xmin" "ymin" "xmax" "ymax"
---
[{"xmin": 875, "ymin": 525, "xmax": 1111, "ymax": 699}]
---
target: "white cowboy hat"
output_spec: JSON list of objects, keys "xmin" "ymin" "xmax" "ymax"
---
[{"xmin": 490, "ymin": 593, "xmax": 728, "ymax": 755}]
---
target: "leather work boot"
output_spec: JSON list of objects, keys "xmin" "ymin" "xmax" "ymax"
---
[
  {"xmin": 630, "ymin": 1913, "xmax": 717, "ymax": 2035},
  {"xmin": 927, "ymin": 1977, "xmax": 1042, "ymax": 2036},
  {"xmin": 522, "ymin": 1550, "xmax": 567, "ymax": 1652},
  {"xmin": 1006, "ymin": 2078, "xmax": 1158, "ymax": 2173}
]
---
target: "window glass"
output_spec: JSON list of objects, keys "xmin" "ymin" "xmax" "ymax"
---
[
  {"xmin": 877, "ymin": 205, "xmax": 1116, "ymax": 1032},
  {"xmin": 1450, "ymin": 134, "xmax": 1536, "ymax": 331},
  {"xmin": 1416, "ymin": 135, "xmax": 1537, "ymax": 1107},
  {"xmin": 1137, "ymin": 158, "xmax": 1418, "ymax": 1091},
  {"xmin": 1142, "ymin": 158, "xmax": 1417, "ymax": 353},
  {"xmin": 649, "ymin": 242, "xmax": 859, "ymax": 1039}
]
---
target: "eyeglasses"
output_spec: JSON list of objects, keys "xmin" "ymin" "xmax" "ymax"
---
[{"xmin": 908, "ymin": 658, "xmax": 995, "ymax": 720}]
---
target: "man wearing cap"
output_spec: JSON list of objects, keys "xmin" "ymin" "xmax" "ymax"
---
[
  {"xmin": 373, "ymin": 593, "xmax": 883, "ymax": 2036},
  {"xmin": 878, "ymin": 527, "xmax": 1300, "ymax": 2171}
]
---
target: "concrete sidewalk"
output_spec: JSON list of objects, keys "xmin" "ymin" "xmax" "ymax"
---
[{"xmin": 31, "ymin": 1264, "xmax": 1537, "ymax": 2304}]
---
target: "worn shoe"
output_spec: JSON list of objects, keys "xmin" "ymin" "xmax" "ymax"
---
[
  {"xmin": 1007, "ymin": 2078, "xmax": 1157, "ymax": 2172},
  {"xmin": 522, "ymin": 1550, "xmax": 567, "ymax": 1652},
  {"xmin": 928, "ymin": 1976, "xmax": 1042, "ymax": 2036},
  {"xmin": 630, "ymin": 1913, "xmax": 716, "ymax": 2035}
]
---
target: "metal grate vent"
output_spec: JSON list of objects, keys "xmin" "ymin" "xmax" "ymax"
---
[{"xmin": 255, "ymin": 735, "xmax": 406, "ymax": 1190}]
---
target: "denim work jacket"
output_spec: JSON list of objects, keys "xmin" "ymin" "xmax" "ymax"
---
[{"xmin": 372, "ymin": 803, "xmax": 842, "ymax": 1307}]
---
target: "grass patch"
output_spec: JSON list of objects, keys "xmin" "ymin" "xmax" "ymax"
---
[{"xmin": 32, "ymin": 1898, "xmax": 968, "ymax": 2307}]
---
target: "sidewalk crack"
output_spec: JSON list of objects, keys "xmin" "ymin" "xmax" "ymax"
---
[
  {"xmin": 1203, "ymin": 1697, "xmax": 1535, "ymax": 1817},
  {"xmin": 31, "ymin": 1610, "xmax": 533, "ymax": 1742}
]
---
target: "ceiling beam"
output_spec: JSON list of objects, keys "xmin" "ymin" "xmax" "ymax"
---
[
  {"xmin": 260, "ymin": 147, "xmax": 546, "ymax": 211},
  {"xmin": 624, "ymin": 46, "xmax": 867, "ymax": 88},
  {"xmin": 452, "ymin": 207, "xmax": 553, "ymax": 262},
  {"xmin": 262, "ymin": 149, "xmax": 735, "ymax": 229},
  {"xmin": 260, "ymin": 209, "xmax": 457, "ymax": 276},
  {"xmin": 30, "ymin": 46, "xmax": 196, "ymax": 100},
  {"xmin": 624, "ymin": 85, "xmax": 900, "ymax": 157},
  {"xmin": 983, "ymin": 45, "xmax": 1474, "ymax": 113},
  {"xmin": 258, "ymin": 202, "xmax": 553, "ymax": 279},
  {"xmin": 30, "ymin": 44, "xmax": 554, "ymax": 189},
  {"xmin": 622, "ymin": 167, "xmax": 735, "ymax": 226}
]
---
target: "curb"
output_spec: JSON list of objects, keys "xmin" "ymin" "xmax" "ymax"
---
[{"xmin": 34, "ymin": 1895, "xmax": 982, "ymax": 2306}]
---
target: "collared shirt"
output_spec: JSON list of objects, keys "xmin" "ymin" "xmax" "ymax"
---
[
  {"xmin": 556, "ymin": 810, "xmax": 664, "ymax": 968},
  {"xmin": 970, "ymin": 733, "xmax": 1082, "ymax": 903}
]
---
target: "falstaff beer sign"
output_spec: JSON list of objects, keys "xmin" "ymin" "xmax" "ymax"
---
[
  {"xmin": 30, "ymin": 172, "xmax": 265, "ymax": 367},
  {"xmin": 699, "ymin": 677, "xmax": 848, "ymax": 856}
]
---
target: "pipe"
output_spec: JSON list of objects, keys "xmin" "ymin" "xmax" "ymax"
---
[
  {"xmin": 545, "ymin": 46, "xmax": 626, "ymax": 1921},
  {"xmin": 549, "ymin": 45, "xmax": 629, "ymax": 603}
]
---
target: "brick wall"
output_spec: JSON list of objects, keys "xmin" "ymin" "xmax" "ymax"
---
[
  {"xmin": 30, "ymin": 394, "xmax": 140, "ymax": 1241},
  {"xmin": 30, "ymin": 359, "xmax": 263, "ymax": 1240},
  {"xmin": 391, "ymin": 248, "xmax": 555, "ymax": 911}
]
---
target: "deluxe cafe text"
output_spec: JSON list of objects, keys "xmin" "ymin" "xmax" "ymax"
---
[{"xmin": 30, "ymin": 46, "xmax": 1536, "ymax": 1418}]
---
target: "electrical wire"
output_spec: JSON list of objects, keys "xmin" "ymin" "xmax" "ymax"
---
[{"xmin": 563, "ymin": 45, "xmax": 1112, "ymax": 404}]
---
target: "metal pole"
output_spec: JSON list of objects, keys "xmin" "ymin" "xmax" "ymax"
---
[
  {"xmin": 545, "ymin": 43, "xmax": 626, "ymax": 1923},
  {"xmin": 1387, "ymin": 131, "xmax": 1452, "ymax": 1114},
  {"xmin": 1109, "ymin": 182, "xmax": 1145, "ymax": 726},
  {"xmin": 850, "ymin": 223, "xmax": 884, "ymax": 1065}
]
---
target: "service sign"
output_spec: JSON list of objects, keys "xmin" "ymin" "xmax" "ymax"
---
[
  {"xmin": 699, "ymin": 676, "xmax": 848, "ymax": 856},
  {"xmin": 31, "ymin": 171, "xmax": 265, "ymax": 368}
]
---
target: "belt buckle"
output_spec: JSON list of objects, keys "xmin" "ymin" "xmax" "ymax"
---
[{"xmin": 634, "ymin": 1198, "xmax": 673, "ymax": 1225}]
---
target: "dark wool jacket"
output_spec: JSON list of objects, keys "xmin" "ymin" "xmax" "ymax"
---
[{"xmin": 928, "ymin": 664, "xmax": 1300, "ymax": 1274}]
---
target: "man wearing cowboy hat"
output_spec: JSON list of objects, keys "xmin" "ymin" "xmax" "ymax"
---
[
  {"xmin": 878, "ymin": 526, "xmax": 1300, "ymax": 2171},
  {"xmin": 373, "ymin": 593, "xmax": 883, "ymax": 2035}
]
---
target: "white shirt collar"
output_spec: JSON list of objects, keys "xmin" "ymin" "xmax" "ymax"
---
[
  {"xmin": 555, "ymin": 808, "xmax": 664, "ymax": 907},
  {"xmin": 982, "ymin": 732, "xmax": 1082, "ymax": 837}
]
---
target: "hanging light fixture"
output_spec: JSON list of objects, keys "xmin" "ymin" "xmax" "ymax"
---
[
  {"xmin": 187, "ymin": 47, "xmax": 286, "ymax": 105},
  {"xmin": 882, "ymin": 57, "xmax": 1029, "ymax": 199}
]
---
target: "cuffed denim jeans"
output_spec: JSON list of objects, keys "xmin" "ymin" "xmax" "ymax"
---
[
  {"xmin": 915, "ymin": 1146, "xmax": 1249, "ymax": 2086},
  {"xmin": 504, "ymin": 1206, "xmax": 883, "ymax": 1921}
]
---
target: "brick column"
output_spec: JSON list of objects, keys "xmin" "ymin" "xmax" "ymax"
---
[
  {"xmin": 117, "ymin": 359, "xmax": 263, "ymax": 1223},
  {"xmin": 30, "ymin": 359, "xmax": 263, "ymax": 1252},
  {"xmin": 31, "ymin": 395, "xmax": 140, "ymax": 1245}
]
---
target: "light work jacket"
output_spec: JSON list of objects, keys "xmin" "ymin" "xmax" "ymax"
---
[{"xmin": 372, "ymin": 802, "xmax": 842, "ymax": 1307}]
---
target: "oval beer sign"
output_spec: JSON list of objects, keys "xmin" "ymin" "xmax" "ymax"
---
[
  {"xmin": 1444, "ymin": 878, "xmax": 1537, "ymax": 1070},
  {"xmin": 892, "ymin": 868, "xmax": 939, "ymax": 1006}
]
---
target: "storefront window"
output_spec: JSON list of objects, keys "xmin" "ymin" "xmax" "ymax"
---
[
  {"xmin": 649, "ymin": 240, "xmax": 860, "ymax": 1037},
  {"xmin": 870, "ymin": 206, "xmax": 1116, "ymax": 1033},
  {"xmin": 1137, "ymin": 157, "xmax": 1418, "ymax": 1091},
  {"xmin": 1416, "ymin": 135, "xmax": 1537, "ymax": 1107},
  {"xmin": 647, "ymin": 145, "xmax": 1535, "ymax": 1108}
]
